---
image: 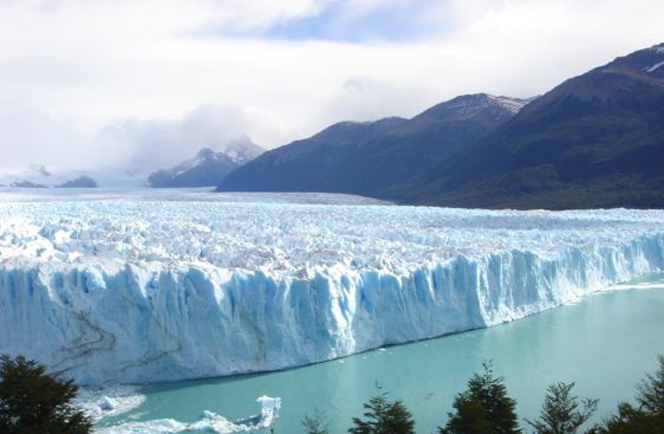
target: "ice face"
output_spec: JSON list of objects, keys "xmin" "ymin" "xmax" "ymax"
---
[{"xmin": 1, "ymin": 192, "xmax": 663, "ymax": 384}]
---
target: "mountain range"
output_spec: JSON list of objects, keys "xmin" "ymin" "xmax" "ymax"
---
[
  {"xmin": 218, "ymin": 95, "xmax": 530, "ymax": 198},
  {"xmin": 0, "ymin": 137, "xmax": 265, "ymax": 189},
  {"xmin": 3, "ymin": 43, "xmax": 662, "ymax": 208},
  {"xmin": 218, "ymin": 43, "xmax": 664, "ymax": 209}
]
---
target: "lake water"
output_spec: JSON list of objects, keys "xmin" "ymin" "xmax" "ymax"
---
[{"xmin": 98, "ymin": 276, "xmax": 664, "ymax": 433}]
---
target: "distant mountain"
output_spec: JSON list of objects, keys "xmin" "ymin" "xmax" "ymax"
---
[
  {"xmin": 218, "ymin": 94, "xmax": 529, "ymax": 196},
  {"xmin": 401, "ymin": 43, "xmax": 664, "ymax": 209},
  {"xmin": 0, "ymin": 165, "xmax": 50, "ymax": 188},
  {"xmin": 148, "ymin": 138, "xmax": 265, "ymax": 188},
  {"xmin": 9, "ymin": 180, "xmax": 47, "ymax": 188},
  {"xmin": 0, "ymin": 164, "xmax": 147, "ymax": 189},
  {"xmin": 56, "ymin": 176, "xmax": 98, "ymax": 188}
]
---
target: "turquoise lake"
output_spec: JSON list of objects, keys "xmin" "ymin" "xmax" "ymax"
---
[{"xmin": 99, "ymin": 278, "xmax": 664, "ymax": 433}]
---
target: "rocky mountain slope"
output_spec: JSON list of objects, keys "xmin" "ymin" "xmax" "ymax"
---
[
  {"xmin": 405, "ymin": 43, "xmax": 664, "ymax": 209},
  {"xmin": 218, "ymin": 94, "xmax": 529, "ymax": 196}
]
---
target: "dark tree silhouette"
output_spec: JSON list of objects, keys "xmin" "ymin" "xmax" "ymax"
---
[
  {"xmin": 526, "ymin": 382, "xmax": 598, "ymax": 434},
  {"xmin": 349, "ymin": 387, "xmax": 415, "ymax": 434},
  {"xmin": 302, "ymin": 408, "xmax": 330, "ymax": 434},
  {"xmin": 439, "ymin": 361, "xmax": 521, "ymax": 434},
  {"xmin": 635, "ymin": 355, "xmax": 664, "ymax": 415},
  {"xmin": 594, "ymin": 355, "xmax": 664, "ymax": 433},
  {"xmin": 0, "ymin": 354, "xmax": 92, "ymax": 434},
  {"xmin": 439, "ymin": 394, "xmax": 496, "ymax": 434},
  {"xmin": 593, "ymin": 402, "xmax": 664, "ymax": 434}
]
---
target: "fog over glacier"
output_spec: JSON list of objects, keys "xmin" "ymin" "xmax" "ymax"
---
[{"xmin": 1, "ymin": 191, "xmax": 663, "ymax": 385}]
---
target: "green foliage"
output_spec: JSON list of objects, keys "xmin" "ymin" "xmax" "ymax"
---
[
  {"xmin": 348, "ymin": 387, "xmax": 415, "ymax": 434},
  {"xmin": 0, "ymin": 354, "xmax": 92, "ymax": 434},
  {"xmin": 380, "ymin": 400, "xmax": 415, "ymax": 434},
  {"xmin": 439, "ymin": 395, "xmax": 495, "ymax": 434},
  {"xmin": 302, "ymin": 408, "xmax": 329, "ymax": 434},
  {"xmin": 635, "ymin": 354, "xmax": 664, "ymax": 415},
  {"xmin": 525, "ymin": 382, "xmax": 598, "ymax": 434},
  {"xmin": 593, "ymin": 402, "xmax": 664, "ymax": 434},
  {"xmin": 440, "ymin": 361, "xmax": 521, "ymax": 434},
  {"xmin": 594, "ymin": 355, "xmax": 664, "ymax": 433}
]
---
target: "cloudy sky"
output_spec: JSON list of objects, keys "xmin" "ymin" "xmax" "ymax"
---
[{"xmin": 1, "ymin": 0, "xmax": 663, "ymax": 172}]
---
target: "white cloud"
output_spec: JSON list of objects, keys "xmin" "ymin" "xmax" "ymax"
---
[
  {"xmin": 0, "ymin": 111, "xmax": 99, "ymax": 171},
  {"xmin": 0, "ymin": 0, "xmax": 662, "ymax": 171},
  {"xmin": 101, "ymin": 104, "xmax": 278, "ymax": 173}
]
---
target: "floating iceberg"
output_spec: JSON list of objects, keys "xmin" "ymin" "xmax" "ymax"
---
[
  {"xmin": 73, "ymin": 385, "xmax": 146, "ymax": 421},
  {"xmin": 1, "ymin": 192, "xmax": 663, "ymax": 384},
  {"xmin": 96, "ymin": 395, "xmax": 281, "ymax": 434}
]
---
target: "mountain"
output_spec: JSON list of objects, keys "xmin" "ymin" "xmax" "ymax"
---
[
  {"xmin": 218, "ymin": 94, "xmax": 530, "ymax": 195},
  {"xmin": 148, "ymin": 138, "xmax": 265, "ymax": 188},
  {"xmin": 325, "ymin": 94, "xmax": 530, "ymax": 198},
  {"xmin": 56, "ymin": 176, "xmax": 98, "ymax": 188},
  {"xmin": 0, "ymin": 165, "xmax": 123, "ymax": 188},
  {"xmin": 401, "ymin": 43, "xmax": 664, "ymax": 209},
  {"xmin": 8, "ymin": 180, "xmax": 47, "ymax": 188},
  {"xmin": 218, "ymin": 117, "xmax": 407, "ymax": 192}
]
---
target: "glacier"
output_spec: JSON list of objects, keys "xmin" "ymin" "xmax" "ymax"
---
[{"xmin": 1, "ymin": 191, "xmax": 664, "ymax": 384}]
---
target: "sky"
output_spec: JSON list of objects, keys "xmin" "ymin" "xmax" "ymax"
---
[{"xmin": 0, "ymin": 0, "xmax": 663, "ymax": 173}]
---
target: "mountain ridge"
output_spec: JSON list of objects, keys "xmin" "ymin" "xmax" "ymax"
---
[
  {"xmin": 220, "ymin": 43, "xmax": 664, "ymax": 209},
  {"xmin": 217, "ymin": 93, "xmax": 530, "ymax": 196}
]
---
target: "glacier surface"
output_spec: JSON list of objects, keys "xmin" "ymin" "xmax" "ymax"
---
[{"xmin": 1, "ymin": 191, "xmax": 664, "ymax": 384}]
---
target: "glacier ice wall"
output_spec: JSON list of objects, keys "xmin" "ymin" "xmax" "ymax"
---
[{"xmin": 1, "ymin": 196, "xmax": 663, "ymax": 384}]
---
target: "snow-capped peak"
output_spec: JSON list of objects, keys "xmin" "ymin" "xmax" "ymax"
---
[
  {"xmin": 419, "ymin": 93, "xmax": 531, "ymax": 121},
  {"xmin": 487, "ymin": 95, "xmax": 531, "ymax": 114},
  {"xmin": 172, "ymin": 139, "xmax": 263, "ymax": 177},
  {"xmin": 147, "ymin": 139, "xmax": 265, "ymax": 187},
  {"xmin": 221, "ymin": 136, "xmax": 265, "ymax": 164},
  {"xmin": 170, "ymin": 149, "xmax": 219, "ymax": 178},
  {"xmin": 649, "ymin": 43, "xmax": 664, "ymax": 54},
  {"xmin": 642, "ymin": 44, "xmax": 664, "ymax": 72}
]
